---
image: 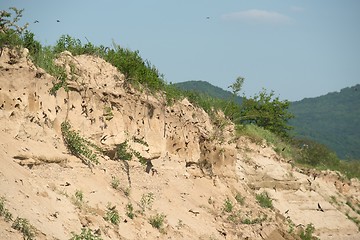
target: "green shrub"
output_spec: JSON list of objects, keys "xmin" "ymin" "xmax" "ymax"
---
[
  {"xmin": 23, "ymin": 31, "xmax": 41, "ymax": 56},
  {"xmin": 125, "ymin": 203, "xmax": 135, "ymax": 219},
  {"xmin": 227, "ymin": 210, "xmax": 241, "ymax": 223},
  {"xmin": 223, "ymin": 198, "xmax": 234, "ymax": 213},
  {"xmin": 346, "ymin": 213, "xmax": 360, "ymax": 230},
  {"xmin": 0, "ymin": 28, "xmax": 22, "ymax": 54},
  {"xmin": 0, "ymin": 7, "xmax": 28, "ymax": 50},
  {"xmin": 132, "ymin": 149, "xmax": 147, "ymax": 165},
  {"xmin": 239, "ymin": 89, "xmax": 294, "ymax": 138},
  {"xmin": 104, "ymin": 203, "xmax": 120, "ymax": 225},
  {"xmin": 235, "ymin": 193, "xmax": 245, "ymax": 205},
  {"xmin": 149, "ymin": 213, "xmax": 166, "ymax": 229},
  {"xmin": 0, "ymin": 196, "xmax": 6, "ymax": 215},
  {"xmin": 164, "ymin": 84, "xmax": 184, "ymax": 105},
  {"xmin": 12, "ymin": 217, "xmax": 36, "ymax": 240},
  {"xmin": 115, "ymin": 141, "xmax": 133, "ymax": 161},
  {"xmin": 132, "ymin": 136, "xmax": 149, "ymax": 147},
  {"xmin": 140, "ymin": 192, "xmax": 154, "ymax": 213},
  {"xmin": 333, "ymin": 159, "xmax": 360, "ymax": 180},
  {"xmin": 256, "ymin": 192, "xmax": 273, "ymax": 209},
  {"xmin": 299, "ymin": 223, "xmax": 318, "ymax": 240},
  {"xmin": 111, "ymin": 176, "xmax": 120, "ymax": 189},
  {"xmin": 0, "ymin": 197, "xmax": 13, "ymax": 222},
  {"xmin": 288, "ymin": 138, "xmax": 360, "ymax": 180},
  {"xmin": 70, "ymin": 228, "xmax": 102, "ymax": 240},
  {"xmin": 105, "ymin": 44, "xmax": 165, "ymax": 92},
  {"xmin": 241, "ymin": 214, "xmax": 267, "ymax": 225},
  {"xmin": 103, "ymin": 106, "xmax": 114, "ymax": 121},
  {"xmin": 72, "ymin": 190, "xmax": 84, "ymax": 209},
  {"xmin": 122, "ymin": 187, "xmax": 131, "ymax": 197},
  {"xmin": 294, "ymin": 138, "xmax": 339, "ymax": 167},
  {"xmin": 61, "ymin": 121, "xmax": 99, "ymax": 167},
  {"xmin": 54, "ymin": 34, "xmax": 82, "ymax": 55}
]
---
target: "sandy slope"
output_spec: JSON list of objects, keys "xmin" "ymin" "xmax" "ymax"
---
[{"xmin": 0, "ymin": 48, "xmax": 359, "ymax": 239}]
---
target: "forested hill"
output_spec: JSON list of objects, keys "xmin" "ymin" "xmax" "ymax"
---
[
  {"xmin": 289, "ymin": 84, "xmax": 360, "ymax": 160},
  {"xmin": 174, "ymin": 81, "xmax": 360, "ymax": 160},
  {"xmin": 174, "ymin": 80, "xmax": 243, "ymax": 104}
]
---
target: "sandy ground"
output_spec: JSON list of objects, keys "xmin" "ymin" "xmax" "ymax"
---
[{"xmin": 0, "ymin": 48, "xmax": 359, "ymax": 239}]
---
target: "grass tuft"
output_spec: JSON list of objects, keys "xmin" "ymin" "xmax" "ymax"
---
[{"xmin": 256, "ymin": 192, "xmax": 273, "ymax": 209}]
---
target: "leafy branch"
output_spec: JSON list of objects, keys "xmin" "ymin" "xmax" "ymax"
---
[{"xmin": 61, "ymin": 121, "xmax": 100, "ymax": 167}]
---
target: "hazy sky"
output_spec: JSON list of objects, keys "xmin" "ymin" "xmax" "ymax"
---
[{"xmin": 2, "ymin": 0, "xmax": 360, "ymax": 101}]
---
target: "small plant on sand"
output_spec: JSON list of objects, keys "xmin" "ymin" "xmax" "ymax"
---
[
  {"xmin": 346, "ymin": 213, "xmax": 360, "ymax": 231},
  {"xmin": 149, "ymin": 213, "xmax": 166, "ymax": 230},
  {"xmin": 346, "ymin": 200, "xmax": 360, "ymax": 215},
  {"xmin": 49, "ymin": 65, "xmax": 68, "ymax": 95},
  {"xmin": 70, "ymin": 227, "xmax": 102, "ymax": 240},
  {"xmin": 241, "ymin": 214, "xmax": 267, "ymax": 225},
  {"xmin": 223, "ymin": 198, "xmax": 234, "ymax": 213},
  {"xmin": 287, "ymin": 218, "xmax": 295, "ymax": 234},
  {"xmin": 0, "ymin": 197, "xmax": 13, "ymax": 222},
  {"xmin": 256, "ymin": 191, "xmax": 273, "ymax": 209},
  {"xmin": 104, "ymin": 203, "xmax": 120, "ymax": 225},
  {"xmin": 115, "ymin": 141, "xmax": 133, "ymax": 161},
  {"xmin": 131, "ymin": 149, "xmax": 147, "ymax": 165},
  {"xmin": 73, "ymin": 189, "xmax": 84, "ymax": 208},
  {"xmin": 125, "ymin": 203, "xmax": 135, "ymax": 219},
  {"xmin": 110, "ymin": 176, "xmax": 120, "ymax": 189},
  {"xmin": 122, "ymin": 187, "xmax": 131, "ymax": 197},
  {"xmin": 132, "ymin": 136, "xmax": 149, "ymax": 147},
  {"xmin": 299, "ymin": 223, "xmax": 318, "ymax": 240},
  {"xmin": 140, "ymin": 192, "xmax": 154, "ymax": 213},
  {"xmin": 12, "ymin": 217, "xmax": 36, "ymax": 240},
  {"xmin": 235, "ymin": 193, "xmax": 245, "ymax": 205},
  {"xmin": 329, "ymin": 195, "xmax": 339, "ymax": 206},
  {"xmin": 103, "ymin": 106, "xmax": 114, "ymax": 121},
  {"xmin": 75, "ymin": 190, "xmax": 84, "ymax": 202},
  {"xmin": 227, "ymin": 210, "xmax": 242, "ymax": 223},
  {"xmin": 0, "ymin": 196, "xmax": 5, "ymax": 213}
]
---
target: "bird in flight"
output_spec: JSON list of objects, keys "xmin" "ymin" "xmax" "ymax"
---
[
  {"xmin": 317, "ymin": 203, "xmax": 324, "ymax": 212},
  {"xmin": 56, "ymin": 20, "xmax": 60, "ymax": 22},
  {"xmin": 34, "ymin": 20, "xmax": 39, "ymax": 23}
]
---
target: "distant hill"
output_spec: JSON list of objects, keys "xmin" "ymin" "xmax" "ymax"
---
[
  {"xmin": 289, "ymin": 84, "xmax": 360, "ymax": 160},
  {"xmin": 175, "ymin": 81, "xmax": 360, "ymax": 159},
  {"xmin": 173, "ymin": 80, "xmax": 243, "ymax": 104}
]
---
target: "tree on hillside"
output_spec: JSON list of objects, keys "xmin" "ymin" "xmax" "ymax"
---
[
  {"xmin": 223, "ymin": 76, "xmax": 244, "ymax": 121},
  {"xmin": 0, "ymin": 7, "xmax": 29, "ymax": 55},
  {"xmin": 228, "ymin": 76, "xmax": 245, "ymax": 97},
  {"xmin": 239, "ymin": 88, "xmax": 294, "ymax": 138}
]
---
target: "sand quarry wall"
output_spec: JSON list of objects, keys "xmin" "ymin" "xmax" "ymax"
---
[
  {"xmin": 0, "ymin": 48, "xmax": 236, "ymax": 174},
  {"xmin": 1, "ymin": 48, "xmax": 360, "ymax": 240}
]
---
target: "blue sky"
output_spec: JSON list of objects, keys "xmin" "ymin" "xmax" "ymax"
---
[{"xmin": 2, "ymin": 0, "xmax": 360, "ymax": 101}]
